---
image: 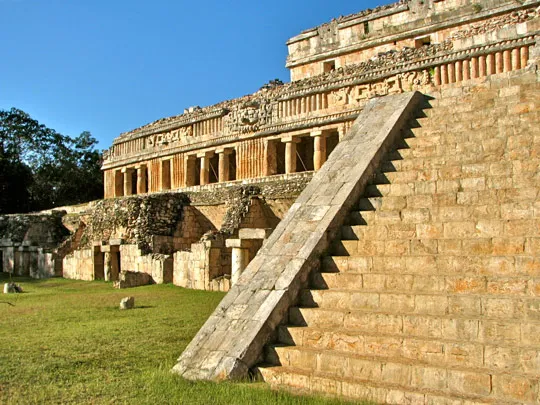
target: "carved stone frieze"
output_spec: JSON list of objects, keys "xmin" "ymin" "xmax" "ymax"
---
[
  {"xmin": 337, "ymin": 69, "xmax": 432, "ymax": 105},
  {"xmin": 329, "ymin": 87, "xmax": 350, "ymax": 106},
  {"xmin": 147, "ymin": 126, "xmax": 193, "ymax": 148},
  {"xmin": 223, "ymin": 98, "xmax": 273, "ymax": 134}
]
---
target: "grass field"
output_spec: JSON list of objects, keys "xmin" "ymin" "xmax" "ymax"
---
[{"xmin": 0, "ymin": 274, "xmax": 365, "ymax": 404}]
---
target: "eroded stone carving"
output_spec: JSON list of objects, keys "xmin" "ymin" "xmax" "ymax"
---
[
  {"xmin": 147, "ymin": 126, "xmax": 193, "ymax": 148},
  {"xmin": 329, "ymin": 88, "xmax": 350, "ymax": 106},
  {"xmin": 224, "ymin": 98, "xmax": 273, "ymax": 134}
]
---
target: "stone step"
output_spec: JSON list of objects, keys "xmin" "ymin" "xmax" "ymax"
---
[
  {"xmin": 310, "ymin": 270, "xmax": 540, "ymax": 297},
  {"xmin": 256, "ymin": 364, "xmax": 503, "ymax": 405},
  {"xmin": 259, "ymin": 346, "xmax": 519, "ymax": 402},
  {"xmin": 321, "ymin": 254, "xmax": 540, "ymax": 278},
  {"xmin": 357, "ymin": 188, "xmax": 540, "ymax": 212},
  {"xmin": 275, "ymin": 325, "xmax": 540, "ymax": 377},
  {"xmin": 274, "ymin": 326, "xmax": 537, "ymax": 377},
  {"xmin": 310, "ymin": 272, "xmax": 443, "ymax": 293},
  {"xmin": 333, "ymin": 233, "xmax": 537, "ymax": 257},
  {"xmin": 299, "ymin": 284, "xmax": 540, "ymax": 310},
  {"xmin": 370, "ymin": 169, "xmax": 518, "ymax": 185},
  {"xmin": 288, "ymin": 307, "xmax": 540, "ymax": 347}
]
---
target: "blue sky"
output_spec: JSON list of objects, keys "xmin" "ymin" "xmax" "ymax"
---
[{"xmin": 0, "ymin": 0, "xmax": 388, "ymax": 149}]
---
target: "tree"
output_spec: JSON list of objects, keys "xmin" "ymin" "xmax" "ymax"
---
[{"xmin": 0, "ymin": 108, "xmax": 103, "ymax": 213}]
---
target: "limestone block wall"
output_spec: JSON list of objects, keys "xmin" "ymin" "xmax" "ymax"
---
[
  {"xmin": 173, "ymin": 239, "xmax": 225, "ymax": 291},
  {"xmin": 63, "ymin": 249, "xmax": 94, "ymax": 281},
  {"xmin": 118, "ymin": 244, "xmax": 173, "ymax": 284}
]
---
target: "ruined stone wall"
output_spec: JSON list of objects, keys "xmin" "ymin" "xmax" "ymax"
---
[
  {"xmin": 60, "ymin": 177, "xmax": 311, "ymax": 288},
  {"xmin": 0, "ymin": 211, "xmax": 70, "ymax": 278},
  {"xmin": 81, "ymin": 194, "xmax": 188, "ymax": 254}
]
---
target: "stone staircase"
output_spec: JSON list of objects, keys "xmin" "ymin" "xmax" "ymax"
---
[{"xmin": 256, "ymin": 80, "xmax": 540, "ymax": 404}]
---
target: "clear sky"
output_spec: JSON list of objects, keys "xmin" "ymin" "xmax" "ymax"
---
[{"xmin": 0, "ymin": 0, "xmax": 388, "ymax": 149}]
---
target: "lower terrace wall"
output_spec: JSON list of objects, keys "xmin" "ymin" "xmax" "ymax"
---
[{"xmin": 59, "ymin": 175, "xmax": 311, "ymax": 289}]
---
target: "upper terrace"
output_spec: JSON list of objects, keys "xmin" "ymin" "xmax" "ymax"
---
[
  {"xmin": 286, "ymin": 0, "xmax": 537, "ymax": 80},
  {"xmin": 101, "ymin": 0, "xmax": 539, "ymax": 199}
]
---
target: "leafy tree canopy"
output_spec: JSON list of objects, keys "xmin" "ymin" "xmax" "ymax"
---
[{"xmin": 0, "ymin": 108, "xmax": 103, "ymax": 213}]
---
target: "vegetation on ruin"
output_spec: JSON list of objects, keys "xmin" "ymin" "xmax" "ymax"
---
[
  {"xmin": 0, "ymin": 274, "xmax": 367, "ymax": 405},
  {"xmin": 0, "ymin": 108, "xmax": 103, "ymax": 214}
]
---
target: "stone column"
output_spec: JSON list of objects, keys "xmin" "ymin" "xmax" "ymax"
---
[
  {"xmin": 448, "ymin": 63, "xmax": 455, "ymax": 83},
  {"xmin": 122, "ymin": 168, "xmax": 134, "ymax": 196},
  {"xmin": 486, "ymin": 53, "xmax": 495, "ymax": 75},
  {"xmin": 495, "ymin": 52, "xmax": 503, "ymax": 73},
  {"xmin": 282, "ymin": 136, "xmax": 300, "ymax": 174},
  {"xmin": 198, "ymin": 151, "xmax": 214, "ymax": 186},
  {"xmin": 184, "ymin": 155, "xmax": 197, "ymax": 187},
  {"xmin": 227, "ymin": 240, "xmax": 250, "ymax": 285},
  {"xmin": 103, "ymin": 245, "xmax": 120, "ymax": 282},
  {"xmin": 511, "ymin": 48, "xmax": 520, "ymax": 70},
  {"xmin": 479, "ymin": 55, "xmax": 486, "ymax": 77},
  {"xmin": 216, "ymin": 148, "xmax": 233, "ymax": 183},
  {"xmin": 103, "ymin": 252, "xmax": 112, "ymax": 281},
  {"xmin": 503, "ymin": 49, "xmax": 512, "ymax": 72},
  {"xmin": 471, "ymin": 57, "xmax": 479, "ymax": 79},
  {"xmin": 311, "ymin": 130, "xmax": 327, "ymax": 170},
  {"xmin": 226, "ymin": 229, "xmax": 271, "ymax": 285},
  {"xmin": 441, "ymin": 64, "xmax": 448, "ymax": 84},
  {"xmin": 434, "ymin": 66, "xmax": 442, "ymax": 86},
  {"xmin": 520, "ymin": 46, "xmax": 529, "ymax": 68},
  {"xmin": 136, "ymin": 165, "xmax": 147, "ymax": 194},
  {"xmin": 263, "ymin": 139, "xmax": 277, "ymax": 177},
  {"xmin": 463, "ymin": 59, "xmax": 470, "ymax": 81}
]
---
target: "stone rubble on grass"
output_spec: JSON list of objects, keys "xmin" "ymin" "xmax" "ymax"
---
[
  {"xmin": 119, "ymin": 296, "xmax": 135, "ymax": 310},
  {"xmin": 3, "ymin": 282, "xmax": 23, "ymax": 294}
]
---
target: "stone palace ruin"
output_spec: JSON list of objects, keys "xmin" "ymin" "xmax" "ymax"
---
[{"xmin": 2, "ymin": 0, "xmax": 540, "ymax": 402}]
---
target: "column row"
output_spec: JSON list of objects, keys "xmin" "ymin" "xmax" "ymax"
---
[
  {"xmin": 112, "ymin": 127, "xmax": 346, "ymax": 197},
  {"xmin": 433, "ymin": 46, "xmax": 529, "ymax": 85}
]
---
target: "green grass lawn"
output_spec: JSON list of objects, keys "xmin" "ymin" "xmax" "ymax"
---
[{"xmin": 0, "ymin": 274, "xmax": 365, "ymax": 404}]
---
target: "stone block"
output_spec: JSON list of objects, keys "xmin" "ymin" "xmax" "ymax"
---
[
  {"xmin": 114, "ymin": 271, "xmax": 153, "ymax": 289},
  {"xmin": 492, "ymin": 375, "xmax": 538, "ymax": 403},
  {"xmin": 447, "ymin": 370, "xmax": 491, "ymax": 397},
  {"xmin": 119, "ymin": 296, "xmax": 135, "ymax": 310}
]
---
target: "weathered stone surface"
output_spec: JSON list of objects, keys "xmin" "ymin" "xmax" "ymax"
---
[
  {"xmin": 173, "ymin": 91, "xmax": 423, "ymax": 380},
  {"xmin": 119, "ymin": 296, "xmax": 135, "ymax": 310},
  {"xmin": 114, "ymin": 271, "xmax": 153, "ymax": 289}
]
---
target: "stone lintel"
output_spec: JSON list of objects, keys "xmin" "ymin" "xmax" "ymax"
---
[
  {"xmin": 238, "ymin": 228, "xmax": 272, "ymax": 240},
  {"xmin": 216, "ymin": 147, "xmax": 234, "ymax": 155},
  {"xmin": 309, "ymin": 129, "xmax": 325, "ymax": 137},
  {"xmin": 281, "ymin": 136, "xmax": 301, "ymax": 143},
  {"xmin": 197, "ymin": 151, "xmax": 215, "ymax": 159},
  {"xmin": 109, "ymin": 239, "xmax": 123, "ymax": 246},
  {"xmin": 100, "ymin": 245, "xmax": 120, "ymax": 253},
  {"xmin": 225, "ymin": 239, "xmax": 252, "ymax": 249}
]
